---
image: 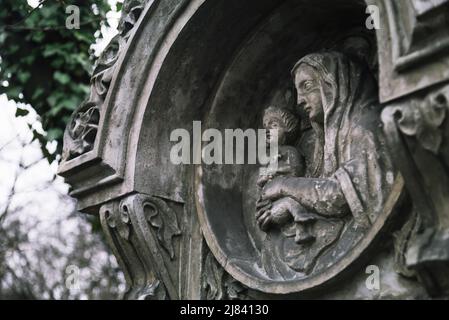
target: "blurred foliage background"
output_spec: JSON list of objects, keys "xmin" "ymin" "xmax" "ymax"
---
[
  {"xmin": 0, "ymin": 0, "xmax": 118, "ymax": 162},
  {"xmin": 0, "ymin": 0, "xmax": 126, "ymax": 299}
]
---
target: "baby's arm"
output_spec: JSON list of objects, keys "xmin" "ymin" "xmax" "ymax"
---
[
  {"xmin": 257, "ymin": 167, "xmax": 272, "ymax": 188},
  {"xmin": 275, "ymin": 146, "xmax": 305, "ymax": 177}
]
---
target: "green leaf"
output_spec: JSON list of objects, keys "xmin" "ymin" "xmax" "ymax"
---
[
  {"xmin": 53, "ymin": 71, "xmax": 71, "ymax": 85},
  {"xmin": 32, "ymin": 87, "xmax": 45, "ymax": 100},
  {"xmin": 46, "ymin": 128, "xmax": 63, "ymax": 142},
  {"xmin": 9, "ymin": 45, "xmax": 20, "ymax": 54},
  {"xmin": 31, "ymin": 31, "xmax": 45, "ymax": 43},
  {"xmin": 46, "ymin": 93, "xmax": 59, "ymax": 107},
  {"xmin": 15, "ymin": 107, "xmax": 29, "ymax": 117},
  {"xmin": 22, "ymin": 55, "xmax": 36, "ymax": 65},
  {"xmin": 17, "ymin": 71, "xmax": 31, "ymax": 84},
  {"xmin": 6, "ymin": 87, "xmax": 22, "ymax": 99},
  {"xmin": 63, "ymin": 96, "xmax": 81, "ymax": 111}
]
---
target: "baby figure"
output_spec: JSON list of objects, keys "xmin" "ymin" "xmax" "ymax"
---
[
  {"xmin": 257, "ymin": 106, "xmax": 303, "ymax": 187},
  {"xmin": 256, "ymin": 106, "xmax": 316, "ymax": 245}
]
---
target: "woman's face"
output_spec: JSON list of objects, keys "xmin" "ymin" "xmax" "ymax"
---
[{"xmin": 294, "ymin": 64, "xmax": 324, "ymax": 124}]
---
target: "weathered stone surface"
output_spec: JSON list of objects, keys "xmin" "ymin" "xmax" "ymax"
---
[{"xmin": 60, "ymin": 0, "xmax": 449, "ymax": 299}]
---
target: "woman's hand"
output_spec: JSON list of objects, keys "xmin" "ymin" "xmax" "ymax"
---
[
  {"xmin": 256, "ymin": 198, "xmax": 272, "ymax": 231},
  {"xmin": 255, "ymin": 197, "xmax": 293, "ymax": 232}
]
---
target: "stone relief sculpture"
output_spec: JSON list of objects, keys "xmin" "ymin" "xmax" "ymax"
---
[
  {"xmin": 257, "ymin": 106, "xmax": 323, "ymax": 276},
  {"xmin": 59, "ymin": 0, "xmax": 449, "ymax": 299},
  {"xmin": 255, "ymin": 51, "xmax": 396, "ymax": 280}
]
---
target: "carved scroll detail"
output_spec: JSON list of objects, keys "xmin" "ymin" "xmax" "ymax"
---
[
  {"xmin": 62, "ymin": 0, "xmax": 148, "ymax": 161},
  {"xmin": 395, "ymin": 90, "xmax": 447, "ymax": 154},
  {"xmin": 100, "ymin": 193, "xmax": 182, "ymax": 299},
  {"xmin": 143, "ymin": 196, "xmax": 181, "ymax": 259},
  {"xmin": 393, "ymin": 209, "xmax": 421, "ymax": 278},
  {"xmin": 100, "ymin": 199, "xmax": 167, "ymax": 300},
  {"xmin": 202, "ymin": 251, "xmax": 248, "ymax": 300},
  {"xmin": 382, "ymin": 84, "xmax": 449, "ymax": 297}
]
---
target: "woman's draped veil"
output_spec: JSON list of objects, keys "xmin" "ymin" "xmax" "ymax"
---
[{"xmin": 292, "ymin": 51, "xmax": 395, "ymax": 226}]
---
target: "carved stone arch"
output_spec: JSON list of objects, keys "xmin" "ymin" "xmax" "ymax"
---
[{"xmin": 60, "ymin": 0, "xmax": 449, "ymax": 299}]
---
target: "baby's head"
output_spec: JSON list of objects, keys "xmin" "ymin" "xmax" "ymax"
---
[{"xmin": 263, "ymin": 106, "xmax": 300, "ymax": 145}]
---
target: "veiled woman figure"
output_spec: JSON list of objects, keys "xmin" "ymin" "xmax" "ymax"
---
[{"xmin": 257, "ymin": 51, "xmax": 396, "ymax": 279}]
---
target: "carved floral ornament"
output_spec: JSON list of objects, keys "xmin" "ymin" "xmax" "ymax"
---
[
  {"xmin": 100, "ymin": 194, "xmax": 181, "ymax": 300},
  {"xmin": 395, "ymin": 88, "xmax": 448, "ymax": 154},
  {"xmin": 104, "ymin": 195, "xmax": 181, "ymax": 259},
  {"xmin": 61, "ymin": 0, "xmax": 148, "ymax": 162}
]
